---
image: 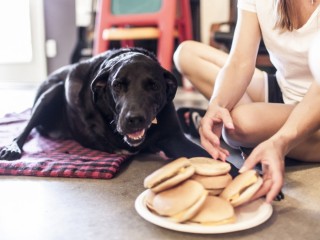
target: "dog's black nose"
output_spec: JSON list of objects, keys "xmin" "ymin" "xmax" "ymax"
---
[{"xmin": 126, "ymin": 114, "xmax": 146, "ymax": 128}]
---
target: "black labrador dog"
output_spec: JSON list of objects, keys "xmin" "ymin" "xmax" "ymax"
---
[
  {"xmin": 0, "ymin": 48, "xmax": 237, "ymax": 176},
  {"xmin": 0, "ymin": 48, "xmax": 210, "ymax": 159}
]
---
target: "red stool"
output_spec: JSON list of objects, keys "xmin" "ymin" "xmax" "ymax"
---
[{"xmin": 93, "ymin": 0, "xmax": 193, "ymax": 71}]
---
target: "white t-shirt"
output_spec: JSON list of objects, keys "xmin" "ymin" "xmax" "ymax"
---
[{"xmin": 238, "ymin": 0, "xmax": 320, "ymax": 104}]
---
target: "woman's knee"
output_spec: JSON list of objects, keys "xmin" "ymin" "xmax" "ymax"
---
[{"xmin": 173, "ymin": 40, "xmax": 199, "ymax": 74}]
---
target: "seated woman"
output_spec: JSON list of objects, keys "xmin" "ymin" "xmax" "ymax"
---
[{"xmin": 173, "ymin": 0, "xmax": 320, "ymax": 202}]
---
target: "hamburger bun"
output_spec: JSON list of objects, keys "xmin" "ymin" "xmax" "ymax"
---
[
  {"xmin": 144, "ymin": 157, "xmax": 195, "ymax": 193},
  {"xmin": 220, "ymin": 170, "xmax": 263, "ymax": 207},
  {"xmin": 145, "ymin": 189, "xmax": 156, "ymax": 212},
  {"xmin": 151, "ymin": 180, "xmax": 208, "ymax": 223},
  {"xmin": 189, "ymin": 196, "xmax": 236, "ymax": 225},
  {"xmin": 189, "ymin": 157, "xmax": 231, "ymax": 176},
  {"xmin": 192, "ymin": 173, "xmax": 232, "ymax": 196},
  {"xmin": 207, "ymin": 188, "xmax": 224, "ymax": 196}
]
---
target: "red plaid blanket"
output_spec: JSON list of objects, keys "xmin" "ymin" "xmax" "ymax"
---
[{"xmin": 0, "ymin": 110, "xmax": 131, "ymax": 179}]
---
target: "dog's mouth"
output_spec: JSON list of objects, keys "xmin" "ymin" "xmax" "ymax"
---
[
  {"xmin": 125, "ymin": 129, "xmax": 146, "ymax": 147},
  {"xmin": 123, "ymin": 118, "xmax": 157, "ymax": 147}
]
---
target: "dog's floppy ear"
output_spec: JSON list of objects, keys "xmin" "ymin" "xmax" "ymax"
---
[
  {"xmin": 91, "ymin": 69, "xmax": 109, "ymax": 103},
  {"xmin": 163, "ymin": 70, "xmax": 178, "ymax": 102}
]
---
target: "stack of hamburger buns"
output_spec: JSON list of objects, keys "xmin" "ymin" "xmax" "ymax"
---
[
  {"xmin": 189, "ymin": 157, "xmax": 233, "ymax": 196},
  {"xmin": 143, "ymin": 157, "xmax": 263, "ymax": 225}
]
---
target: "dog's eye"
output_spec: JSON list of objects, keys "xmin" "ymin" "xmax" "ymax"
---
[
  {"xmin": 149, "ymin": 81, "xmax": 159, "ymax": 91},
  {"xmin": 112, "ymin": 82, "xmax": 123, "ymax": 92}
]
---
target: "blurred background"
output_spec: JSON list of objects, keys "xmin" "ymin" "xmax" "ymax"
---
[
  {"xmin": 0, "ymin": 0, "xmax": 233, "ymax": 86},
  {"xmin": 0, "ymin": 0, "xmax": 274, "ymax": 115}
]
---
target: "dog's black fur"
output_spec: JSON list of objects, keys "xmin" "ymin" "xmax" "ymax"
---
[{"xmin": 0, "ymin": 48, "xmax": 217, "ymax": 163}]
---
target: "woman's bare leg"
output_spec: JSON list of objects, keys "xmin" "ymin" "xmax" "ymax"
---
[
  {"xmin": 174, "ymin": 41, "xmax": 320, "ymax": 162},
  {"xmin": 226, "ymin": 102, "xmax": 320, "ymax": 162},
  {"xmin": 174, "ymin": 41, "xmax": 227, "ymax": 98},
  {"xmin": 173, "ymin": 40, "xmax": 266, "ymax": 102}
]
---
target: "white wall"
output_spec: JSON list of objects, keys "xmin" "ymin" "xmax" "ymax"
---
[{"xmin": 200, "ymin": 0, "xmax": 230, "ymax": 45}]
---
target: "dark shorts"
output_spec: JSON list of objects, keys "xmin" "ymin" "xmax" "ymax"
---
[{"xmin": 267, "ymin": 74, "xmax": 284, "ymax": 104}]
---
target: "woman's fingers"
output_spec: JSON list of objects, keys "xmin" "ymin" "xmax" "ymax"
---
[
  {"xmin": 239, "ymin": 142, "xmax": 285, "ymax": 203},
  {"xmin": 251, "ymin": 177, "xmax": 272, "ymax": 201},
  {"xmin": 197, "ymin": 105, "xmax": 235, "ymax": 161},
  {"xmin": 219, "ymin": 108, "xmax": 235, "ymax": 130},
  {"xmin": 200, "ymin": 132, "xmax": 230, "ymax": 160},
  {"xmin": 199, "ymin": 116, "xmax": 221, "ymax": 158},
  {"xmin": 265, "ymin": 165, "xmax": 284, "ymax": 203},
  {"xmin": 239, "ymin": 150, "xmax": 261, "ymax": 173},
  {"xmin": 199, "ymin": 124, "xmax": 221, "ymax": 147},
  {"xmin": 199, "ymin": 118, "xmax": 230, "ymax": 160}
]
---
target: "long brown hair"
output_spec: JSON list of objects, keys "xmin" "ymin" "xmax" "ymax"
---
[{"xmin": 274, "ymin": 0, "xmax": 296, "ymax": 31}]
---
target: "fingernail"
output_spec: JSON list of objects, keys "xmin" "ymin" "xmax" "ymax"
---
[
  {"xmin": 239, "ymin": 166, "xmax": 247, "ymax": 173},
  {"xmin": 226, "ymin": 122, "xmax": 234, "ymax": 129}
]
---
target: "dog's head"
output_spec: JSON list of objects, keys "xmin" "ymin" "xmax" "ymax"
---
[{"xmin": 91, "ymin": 49, "xmax": 178, "ymax": 147}]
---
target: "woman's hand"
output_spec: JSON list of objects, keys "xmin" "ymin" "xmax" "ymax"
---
[
  {"xmin": 240, "ymin": 138, "xmax": 285, "ymax": 203},
  {"xmin": 199, "ymin": 102, "xmax": 235, "ymax": 161}
]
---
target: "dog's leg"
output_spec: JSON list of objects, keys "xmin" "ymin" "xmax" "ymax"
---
[
  {"xmin": 158, "ymin": 133, "xmax": 210, "ymax": 159},
  {"xmin": 0, "ymin": 82, "xmax": 64, "ymax": 160}
]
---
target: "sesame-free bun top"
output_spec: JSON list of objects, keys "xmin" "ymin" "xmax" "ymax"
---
[
  {"xmin": 145, "ymin": 189, "xmax": 156, "ymax": 212},
  {"xmin": 151, "ymin": 180, "xmax": 208, "ymax": 223},
  {"xmin": 192, "ymin": 173, "xmax": 232, "ymax": 190},
  {"xmin": 189, "ymin": 196, "xmax": 236, "ymax": 225},
  {"xmin": 144, "ymin": 157, "xmax": 195, "ymax": 193},
  {"xmin": 220, "ymin": 170, "xmax": 263, "ymax": 207},
  {"xmin": 189, "ymin": 157, "xmax": 231, "ymax": 176}
]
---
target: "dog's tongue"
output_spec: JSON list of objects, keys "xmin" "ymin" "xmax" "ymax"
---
[{"xmin": 127, "ymin": 129, "xmax": 145, "ymax": 140}]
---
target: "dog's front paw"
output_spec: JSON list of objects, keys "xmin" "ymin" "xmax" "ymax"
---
[{"xmin": 0, "ymin": 142, "xmax": 22, "ymax": 160}]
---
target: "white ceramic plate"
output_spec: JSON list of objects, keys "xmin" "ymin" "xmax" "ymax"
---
[{"xmin": 135, "ymin": 190, "xmax": 273, "ymax": 234}]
